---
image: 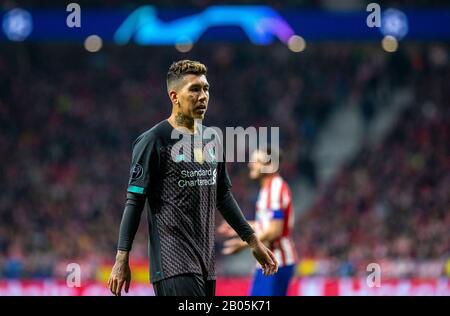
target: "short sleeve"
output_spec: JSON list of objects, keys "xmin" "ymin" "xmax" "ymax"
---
[{"xmin": 127, "ymin": 134, "xmax": 158, "ymax": 195}]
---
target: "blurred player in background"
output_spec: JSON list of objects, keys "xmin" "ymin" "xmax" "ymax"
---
[
  {"xmin": 107, "ymin": 60, "xmax": 278, "ymax": 296},
  {"xmin": 219, "ymin": 147, "xmax": 298, "ymax": 296}
]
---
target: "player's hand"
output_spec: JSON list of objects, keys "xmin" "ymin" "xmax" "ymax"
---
[
  {"xmin": 217, "ymin": 221, "xmax": 238, "ymax": 238},
  {"xmin": 248, "ymin": 236, "xmax": 278, "ymax": 276},
  {"xmin": 222, "ymin": 237, "xmax": 247, "ymax": 255},
  {"xmin": 108, "ymin": 251, "xmax": 131, "ymax": 296}
]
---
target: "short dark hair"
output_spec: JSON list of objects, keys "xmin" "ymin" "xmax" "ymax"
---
[{"xmin": 167, "ymin": 60, "xmax": 207, "ymax": 90}]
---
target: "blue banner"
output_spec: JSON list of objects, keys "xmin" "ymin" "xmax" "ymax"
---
[{"xmin": 1, "ymin": 6, "xmax": 450, "ymax": 44}]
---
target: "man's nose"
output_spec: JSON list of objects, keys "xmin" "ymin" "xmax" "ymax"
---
[{"xmin": 199, "ymin": 90, "xmax": 208, "ymax": 101}]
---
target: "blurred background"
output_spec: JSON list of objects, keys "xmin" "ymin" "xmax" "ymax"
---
[{"xmin": 0, "ymin": 0, "xmax": 449, "ymax": 295}]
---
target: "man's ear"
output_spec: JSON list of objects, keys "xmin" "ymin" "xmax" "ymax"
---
[{"xmin": 169, "ymin": 90, "xmax": 179, "ymax": 105}]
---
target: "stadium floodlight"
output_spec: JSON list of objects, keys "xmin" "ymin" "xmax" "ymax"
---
[
  {"xmin": 2, "ymin": 8, "xmax": 33, "ymax": 41},
  {"xmin": 380, "ymin": 8, "xmax": 409, "ymax": 40}
]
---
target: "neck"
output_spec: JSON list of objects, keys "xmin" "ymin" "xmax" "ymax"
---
[
  {"xmin": 260, "ymin": 173, "xmax": 277, "ymax": 187},
  {"xmin": 168, "ymin": 111, "xmax": 196, "ymax": 133}
]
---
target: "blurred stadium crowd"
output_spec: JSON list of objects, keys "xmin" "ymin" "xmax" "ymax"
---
[
  {"xmin": 0, "ymin": 41, "xmax": 448, "ymax": 279},
  {"xmin": 296, "ymin": 51, "xmax": 450, "ymax": 277}
]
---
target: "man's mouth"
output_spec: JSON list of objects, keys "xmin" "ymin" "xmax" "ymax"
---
[{"xmin": 195, "ymin": 106, "xmax": 207, "ymax": 112}]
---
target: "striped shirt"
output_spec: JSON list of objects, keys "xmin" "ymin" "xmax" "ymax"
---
[{"xmin": 255, "ymin": 175, "xmax": 298, "ymax": 267}]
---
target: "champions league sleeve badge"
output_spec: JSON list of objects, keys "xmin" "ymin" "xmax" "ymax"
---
[{"xmin": 130, "ymin": 163, "xmax": 143, "ymax": 180}]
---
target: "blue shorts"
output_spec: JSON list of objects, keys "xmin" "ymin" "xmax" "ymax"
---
[{"xmin": 249, "ymin": 264, "xmax": 295, "ymax": 296}]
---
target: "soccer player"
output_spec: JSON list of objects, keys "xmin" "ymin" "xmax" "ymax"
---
[
  {"xmin": 108, "ymin": 60, "xmax": 278, "ymax": 296},
  {"xmin": 219, "ymin": 147, "xmax": 298, "ymax": 296}
]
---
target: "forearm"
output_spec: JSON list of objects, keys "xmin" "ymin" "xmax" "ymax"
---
[
  {"xmin": 216, "ymin": 190, "xmax": 255, "ymax": 243},
  {"xmin": 115, "ymin": 249, "xmax": 130, "ymax": 263},
  {"xmin": 245, "ymin": 233, "xmax": 258, "ymax": 248},
  {"xmin": 256, "ymin": 228, "xmax": 277, "ymax": 243},
  {"xmin": 248, "ymin": 220, "xmax": 257, "ymax": 231},
  {"xmin": 235, "ymin": 230, "xmax": 275, "ymax": 251},
  {"xmin": 117, "ymin": 192, "xmax": 145, "ymax": 251},
  {"xmin": 255, "ymin": 220, "xmax": 284, "ymax": 243}
]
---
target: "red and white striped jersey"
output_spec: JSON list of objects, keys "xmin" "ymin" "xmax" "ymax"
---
[{"xmin": 255, "ymin": 175, "xmax": 298, "ymax": 267}]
